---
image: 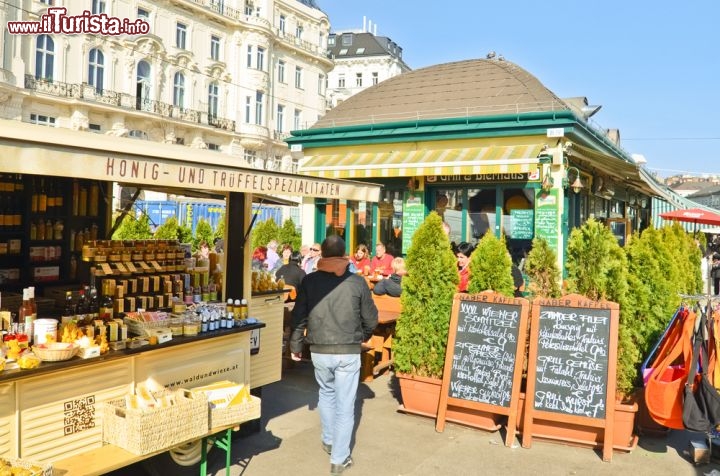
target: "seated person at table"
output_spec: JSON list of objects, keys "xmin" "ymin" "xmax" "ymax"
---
[
  {"xmin": 370, "ymin": 242, "xmax": 394, "ymax": 277},
  {"xmin": 373, "ymin": 257, "xmax": 406, "ymax": 297},
  {"xmin": 349, "ymin": 244, "xmax": 371, "ymax": 275},
  {"xmin": 455, "ymin": 242, "xmax": 475, "ymax": 293},
  {"xmin": 275, "ymin": 251, "xmax": 306, "ymax": 301}
]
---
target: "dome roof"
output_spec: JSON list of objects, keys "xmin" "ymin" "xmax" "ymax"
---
[{"xmin": 316, "ymin": 58, "xmax": 570, "ymax": 128}]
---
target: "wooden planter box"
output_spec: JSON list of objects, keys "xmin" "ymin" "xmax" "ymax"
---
[
  {"xmin": 516, "ymin": 392, "xmax": 639, "ymax": 451},
  {"xmin": 396, "ymin": 373, "xmax": 502, "ymax": 432}
]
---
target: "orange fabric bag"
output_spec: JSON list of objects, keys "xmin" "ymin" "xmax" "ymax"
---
[{"xmin": 644, "ymin": 308, "xmax": 696, "ymax": 429}]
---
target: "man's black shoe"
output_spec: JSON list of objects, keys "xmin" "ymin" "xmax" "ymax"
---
[
  {"xmin": 321, "ymin": 442, "xmax": 332, "ymax": 455},
  {"xmin": 330, "ymin": 456, "xmax": 353, "ymax": 475}
]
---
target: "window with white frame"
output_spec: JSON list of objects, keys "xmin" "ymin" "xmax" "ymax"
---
[
  {"xmin": 355, "ymin": 72, "xmax": 362, "ymax": 87},
  {"xmin": 88, "ymin": 48, "xmax": 104, "ymax": 92},
  {"xmin": 328, "ymin": 36, "xmax": 335, "ymax": 46},
  {"xmin": 244, "ymin": 1, "xmax": 253, "ymax": 15},
  {"xmin": 89, "ymin": 123, "xmax": 101, "ymax": 132},
  {"xmin": 176, "ymin": 23, "xmax": 187, "ymax": 49},
  {"xmin": 210, "ymin": 35, "xmax": 220, "ymax": 61},
  {"xmin": 244, "ymin": 96, "xmax": 251, "ymax": 123},
  {"xmin": 208, "ymin": 82, "xmax": 219, "ymax": 118},
  {"xmin": 338, "ymin": 74, "xmax": 345, "ymax": 88},
  {"xmin": 277, "ymin": 60, "xmax": 285, "ymax": 83},
  {"xmin": 293, "ymin": 109, "xmax": 301, "ymax": 130},
  {"xmin": 35, "ymin": 35, "xmax": 54, "ymax": 80},
  {"xmin": 244, "ymin": 150, "xmax": 256, "ymax": 163},
  {"xmin": 255, "ymin": 90, "xmax": 263, "ymax": 125},
  {"xmin": 341, "ymin": 33, "xmax": 352, "ymax": 46},
  {"xmin": 173, "ymin": 72, "xmax": 185, "ymax": 108},
  {"xmin": 38, "ymin": 0, "xmax": 53, "ymax": 4},
  {"xmin": 207, "ymin": 143, "xmax": 220, "ymax": 151},
  {"xmin": 137, "ymin": 7, "xmax": 149, "ymax": 19},
  {"xmin": 279, "ymin": 15, "xmax": 285, "ymax": 34},
  {"xmin": 290, "ymin": 157, "xmax": 299, "ymax": 173},
  {"xmin": 372, "ymin": 72, "xmax": 379, "ymax": 85},
  {"xmin": 296, "ymin": 24, "xmax": 303, "ymax": 39},
  {"xmin": 30, "ymin": 114, "xmax": 56, "ymax": 126},
  {"xmin": 294, "ymin": 66, "xmax": 303, "ymax": 89},
  {"xmin": 276, "ymin": 104, "xmax": 285, "ymax": 133},
  {"xmin": 318, "ymin": 74, "xmax": 324, "ymax": 95},
  {"xmin": 256, "ymin": 47, "xmax": 265, "ymax": 70},
  {"xmin": 246, "ymin": 45, "xmax": 252, "ymax": 68},
  {"xmin": 92, "ymin": 0, "xmax": 106, "ymax": 15}
]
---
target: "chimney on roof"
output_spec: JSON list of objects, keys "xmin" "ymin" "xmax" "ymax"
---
[
  {"xmin": 363, "ymin": 16, "xmax": 367, "ymax": 32},
  {"xmin": 374, "ymin": 24, "xmax": 377, "ymax": 35},
  {"xmin": 368, "ymin": 19, "xmax": 372, "ymax": 34},
  {"xmin": 607, "ymin": 128, "xmax": 621, "ymax": 146}
]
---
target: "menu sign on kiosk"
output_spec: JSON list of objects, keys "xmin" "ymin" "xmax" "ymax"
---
[
  {"xmin": 522, "ymin": 294, "xmax": 619, "ymax": 462},
  {"xmin": 436, "ymin": 291, "xmax": 529, "ymax": 447}
]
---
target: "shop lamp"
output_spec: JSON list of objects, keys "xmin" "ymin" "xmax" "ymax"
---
[
  {"xmin": 563, "ymin": 166, "xmax": 584, "ymax": 194},
  {"xmin": 541, "ymin": 173, "xmax": 554, "ymax": 192}
]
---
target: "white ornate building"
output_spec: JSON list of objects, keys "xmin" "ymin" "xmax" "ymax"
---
[
  {"xmin": 0, "ymin": 0, "xmax": 331, "ymax": 174},
  {"xmin": 325, "ymin": 20, "xmax": 410, "ymax": 110}
]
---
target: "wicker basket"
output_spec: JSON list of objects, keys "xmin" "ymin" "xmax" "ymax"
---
[
  {"xmin": 0, "ymin": 457, "xmax": 52, "ymax": 476},
  {"xmin": 103, "ymin": 389, "xmax": 208, "ymax": 455},
  {"xmin": 209, "ymin": 395, "xmax": 261, "ymax": 429},
  {"xmin": 32, "ymin": 342, "xmax": 79, "ymax": 362}
]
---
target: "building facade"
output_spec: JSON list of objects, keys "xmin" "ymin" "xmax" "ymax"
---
[
  {"xmin": 0, "ymin": 0, "xmax": 331, "ymax": 175},
  {"xmin": 325, "ymin": 22, "xmax": 410, "ymax": 110}
]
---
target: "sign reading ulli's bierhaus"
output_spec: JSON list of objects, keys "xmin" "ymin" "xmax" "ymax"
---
[{"xmin": 522, "ymin": 294, "xmax": 620, "ymax": 463}]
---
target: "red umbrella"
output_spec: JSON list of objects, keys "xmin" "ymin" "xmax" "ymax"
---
[{"xmin": 659, "ymin": 208, "xmax": 720, "ymax": 227}]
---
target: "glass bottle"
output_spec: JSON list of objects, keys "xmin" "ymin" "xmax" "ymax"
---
[
  {"xmin": 74, "ymin": 288, "xmax": 88, "ymax": 324},
  {"xmin": 46, "ymin": 180, "xmax": 55, "ymax": 210},
  {"xmin": 72, "ymin": 179, "xmax": 79, "ymax": 216},
  {"xmin": 31, "ymin": 178, "xmax": 38, "ymax": 213},
  {"xmin": 37, "ymin": 218, "xmax": 46, "ymax": 241},
  {"xmin": 89, "ymin": 182, "xmax": 99, "ymax": 216},
  {"xmin": 54, "ymin": 180, "xmax": 63, "ymax": 209},
  {"xmin": 38, "ymin": 178, "xmax": 47, "ymax": 213},
  {"xmin": 18, "ymin": 288, "xmax": 33, "ymax": 345},
  {"xmin": 62, "ymin": 290, "xmax": 75, "ymax": 323},
  {"xmin": 79, "ymin": 184, "xmax": 88, "ymax": 216},
  {"xmin": 88, "ymin": 278, "xmax": 99, "ymax": 321},
  {"xmin": 69, "ymin": 254, "xmax": 78, "ymax": 280},
  {"xmin": 99, "ymin": 281, "xmax": 114, "ymax": 321}
]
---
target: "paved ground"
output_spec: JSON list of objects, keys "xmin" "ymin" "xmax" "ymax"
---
[{"xmin": 112, "ymin": 360, "xmax": 720, "ymax": 476}]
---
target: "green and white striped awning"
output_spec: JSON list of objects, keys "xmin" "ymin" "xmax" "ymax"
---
[{"xmin": 299, "ymin": 142, "xmax": 545, "ymax": 179}]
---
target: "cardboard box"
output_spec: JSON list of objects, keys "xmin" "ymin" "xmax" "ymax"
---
[{"xmin": 190, "ymin": 380, "xmax": 250, "ymax": 409}]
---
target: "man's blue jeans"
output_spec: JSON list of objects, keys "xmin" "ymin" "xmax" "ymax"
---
[{"xmin": 311, "ymin": 353, "xmax": 360, "ymax": 465}]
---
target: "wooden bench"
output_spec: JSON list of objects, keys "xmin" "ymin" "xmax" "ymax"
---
[{"xmin": 361, "ymin": 294, "xmax": 401, "ymax": 381}]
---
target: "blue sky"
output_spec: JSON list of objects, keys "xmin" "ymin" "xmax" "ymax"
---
[{"xmin": 320, "ymin": 1, "xmax": 719, "ymax": 178}]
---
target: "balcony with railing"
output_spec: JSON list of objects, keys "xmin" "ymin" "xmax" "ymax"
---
[
  {"xmin": 25, "ymin": 75, "xmax": 236, "ymax": 132},
  {"xmin": 185, "ymin": 0, "xmax": 271, "ymax": 31},
  {"xmin": 275, "ymin": 29, "xmax": 325, "ymax": 58}
]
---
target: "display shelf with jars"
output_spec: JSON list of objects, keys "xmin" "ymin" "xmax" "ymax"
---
[
  {"xmin": 0, "ymin": 174, "xmax": 108, "ymax": 296},
  {"xmin": 78, "ymin": 239, "xmax": 222, "ymax": 315}
]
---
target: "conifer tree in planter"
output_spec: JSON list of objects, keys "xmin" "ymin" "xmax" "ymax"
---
[
  {"xmin": 394, "ymin": 212, "xmax": 458, "ymax": 380},
  {"xmin": 466, "ymin": 232, "xmax": 514, "ymax": 297},
  {"xmin": 524, "ymin": 237, "xmax": 562, "ymax": 299},
  {"xmin": 564, "ymin": 218, "xmax": 635, "ymax": 396}
]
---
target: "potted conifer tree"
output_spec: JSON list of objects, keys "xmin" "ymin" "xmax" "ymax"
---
[
  {"xmin": 466, "ymin": 232, "xmax": 515, "ymax": 297},
  {"xmin": 394, "ymin": 212, "xmax": 458, "ymax": 416}
]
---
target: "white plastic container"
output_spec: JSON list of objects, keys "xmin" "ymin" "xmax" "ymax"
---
[{"xmin": 33, "ymin": 318, "xmax": 58, "ymax": 345}]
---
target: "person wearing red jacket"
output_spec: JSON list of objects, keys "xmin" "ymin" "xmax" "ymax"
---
[{"xmin": 370, "ymin": 242, "xmax": 394, "ymax": 277}]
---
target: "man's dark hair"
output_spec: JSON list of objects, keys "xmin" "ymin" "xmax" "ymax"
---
[
  {"xmin": 321, "ymin": 235, "xmax": 346, "ymax": 258},
  {"xmin": 289, "ymin": 251, "xmax": 302, "ymax": 264},
  {"xmin": 455, "ymin": 241, "xmax": 475, "ymax": 257}
]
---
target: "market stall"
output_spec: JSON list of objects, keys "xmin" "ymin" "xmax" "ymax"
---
[{"xmin": 0, "ymin": 118, "xmax": 381, "ymax": 470}]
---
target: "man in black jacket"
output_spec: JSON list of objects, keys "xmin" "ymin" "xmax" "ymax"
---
[{"xmin": 290, "ymin": 236, "xmax": 378, "ymax": 475}]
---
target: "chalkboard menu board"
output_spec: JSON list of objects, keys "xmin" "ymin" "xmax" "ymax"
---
[
  {"xmin": 533, "ymin": 305, "xmax": 611, "ymax": 418},
  {"xmin": 534, "ymin": 189, "xmax": 559, "ymax": 250},
  {"xmin": 522, "ymin": 294, "xmax": 620, "ymax": 462},
  {"xmin": 448, "ymin": 300, "xmax": 521, "ymax": 407},
  {"xmin": 436, "ymin": 292, "xmax": 529, "ymax": 447},
  {"xmin": 510, "ymin": 209, "xmax": 534, "ymax": 240},
  {"xmin": 401, "ymin": 192, "xmax": 425, "ymax": 254}
]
